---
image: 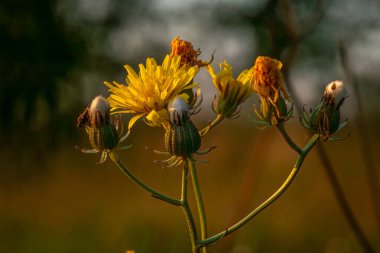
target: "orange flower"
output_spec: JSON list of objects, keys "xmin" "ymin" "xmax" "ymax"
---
[
  {"xmin": 170, "ymin": 36, "xmax": 211, "ymax": 67},
  {"xmin": 250, "ymin": 56, "xmax": 289, "ymax": 121}
]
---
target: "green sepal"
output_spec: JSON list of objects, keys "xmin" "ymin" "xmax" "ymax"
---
[{"xmin": 165, "ymin": 116, "xmax": 201, "ymax": 157}]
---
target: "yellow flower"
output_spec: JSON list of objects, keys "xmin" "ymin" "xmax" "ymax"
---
[
  {"xmin": 206, "ymin": 61, "xmax": 254, "ymax": 118},
  {"xmin": 104, "ymin": 55, "xmax": 199, "ymax": 130},
  {"xmin": 250, "ymin": 56, "xmax": 289, "ymax": 122},
  {"xmin": 170, "ymin": 36, "xmax": 211, "ymax": 67}
]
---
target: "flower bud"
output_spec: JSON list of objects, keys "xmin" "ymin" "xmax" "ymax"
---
[
  {"xmin": 85, "ymin": 123, "xmax": 119, "ymax": 152},
  {"xmin": 165, "ymin": 97, "xmax": 201, "ymax": 156},
  {"xmin": 301, "ymin": 81, "xmax": 347, "ymax": 141},
  {"xmin": 77, "ymin": 96, "xmax": 121, "ymax": 159},
  {"xmin": 88, "ymin": 95, "xmax": 110, "ymax": 128},
  {"xmin": 168, "ymin": 96, "xmax": 189, "ymax": 125},
  {"xmin": 206, "ymin": 61, "xmax": 254, "ymax": 118}
]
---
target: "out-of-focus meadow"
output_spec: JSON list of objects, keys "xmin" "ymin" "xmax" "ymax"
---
[{"xmin": 1, "ymin": 0, "xmax": 380, "ymax": 252}]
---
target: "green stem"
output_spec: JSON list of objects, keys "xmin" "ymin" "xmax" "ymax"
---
[
  {"xmin": 109, "ymin": 152, "xmax": 181, "ymax": 206},
  {"xmin": 188, "ymin": 158, "xmax": 208, "ymax": 253},
  {"xmin": 199, "ymin": 134, "xmax": 319, "ymax": 246},
  {"xmin": 199, "ymin": 114, "xmax": 224, "ymax": 137},
  {"xmin": 180, "ymin": 164, "xmax": 200, "ymax": 253},
  {"xmin": 277, "ymin": 123, "xmax": 302, "ymax": 154},
  {"xmin": 283, "ymin": 66, "xmax": 375, "ymax": 253}
]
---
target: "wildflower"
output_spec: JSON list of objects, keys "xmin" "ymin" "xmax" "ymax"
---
[
  {"xmin": 206, "ymin": 61, "xmax": 254, "ymax": 118},
  {"xmin": 77, "ymin": 96, "xmax": 129, "ymax": 163},
  {"xmin": 150, "ymin": 96, "xmax": 214, "ymax": 168},
  {"xmin": 250, "ymin": 56, "xmax": 291, "ymax": 125},
  {"xmin": 170, "ymin": 36, "xmax": 212, "ymax": 68},
  {"xmin": 300, "ymin": 80, "xmax": 348, "ymax": 141},
  {"xmin": 165, "ymin": 97, "xmax": 201, "ymax": 156},
  {"xmin": 104, "ymin": 55, "xmax": 199, "ymax": 130}
]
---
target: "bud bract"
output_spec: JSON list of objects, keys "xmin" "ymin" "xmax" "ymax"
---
[
  {"xmin": 301, "ymin": 81, "xmax": 347, "ymax": 141},
  {"xmin": 77, "ymin": 95, "xmax": 129, "ymax": 163},
  {"xmin": 165, "ymin": 97, "xmax": 201, "ymax": 156}
]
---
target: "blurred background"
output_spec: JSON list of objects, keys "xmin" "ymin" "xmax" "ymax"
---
[{"xmin": 1, "ymin": 0, "xmax": 380, "ymax": 252}]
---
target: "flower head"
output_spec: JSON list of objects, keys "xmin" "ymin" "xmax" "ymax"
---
[
  {"xmin": 206, "ymin": 61, "xmax": 254, "ymax": 118},
  {"xmin": 249, "ymin": 56, "xmax": 291, "ymax": 126},
  {"xmin": 170, "ymin": 36, "xmax": 211, "ymax": 68},
  {"xmin": 77, "ymin": 96, "xmax": 130, "ymax": 163},
  {"xmin": 301, "ymin": 80, "xmax": 348, "ymax": 141},
  {"xmin": 104, "ymin": 55, "xmax": 199, "ymax": 130},
  {"xmin": 251, "ymin": 56, "xmax": 289, "ymax": 112}
]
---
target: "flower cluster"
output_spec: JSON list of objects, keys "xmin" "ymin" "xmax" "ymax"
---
[
  {"xmin": 75, "ymin": 36, "xmax": 350, "ymax": 253},
  {"xmin": 77, "ymin": 36, "xmax": 348, "ymax": 163}
]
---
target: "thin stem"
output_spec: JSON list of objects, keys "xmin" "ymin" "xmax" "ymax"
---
[
  {"xmin": 277, "ymin": 123, "xmax": 302, "ymax": 154},
  {"xmin": 109, "ymin": 152, "xmax": 181, "ymax": 206},
  {"xmin": 285, "ymin": 70, "xmax": 374, "ymax": 251},
  {"xmin": 316, "ymin": 144, "xmax": 375, "ymax": 253},
  {"xmin": 188, "ymin": 158, "xmax": 208, "ymax": 253},
  {"xmin": 282, "ymin": 58, "xmax": 375, "ymax": 253},
  {"xmin": 180, "ymin": 164, "xmax": 200, "ymax": 253},
  {"xmin": 339, "ymin": 40, "xmax": 380, "ymax": 233},
  {"xmin": 199, "ymin": 134, "xmax": 319, "ymax": 246},
  {"xmin": 277, "ymin": 3, "xmax": 374, "ymax": 250},
  {"xmin": 199, "ymin": 114, "xmax": 224, "ymax": 137}
]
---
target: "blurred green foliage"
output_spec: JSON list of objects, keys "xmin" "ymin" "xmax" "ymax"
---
[{"xmin": 0, "ymin": 0, "xmax": 84, "ymax": 131}]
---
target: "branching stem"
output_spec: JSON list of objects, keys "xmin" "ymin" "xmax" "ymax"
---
[
  {"xmin": 199, "ymin": 114, "xmax": 224, "ymax": 137},
  {"xmin": 199, "ymin": 134, "xmax": 319, "ymax": 246},
  {"xmin": 109, "ymin": 152, "xmax": 181, "ymax": 206},
  {"xmin": 277, "ymin": 123, "xmax": 302, "ymax": 154}
]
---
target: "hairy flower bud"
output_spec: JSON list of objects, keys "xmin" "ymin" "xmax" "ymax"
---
[
  {"xmin": 77, "ymin": 95, "xmax": 129, "ymax": 163},
  {"xmin": 301, "ymin": 81, "xmax": 347, "ymax": 141},
  {"xmin": 86, "ymin": 96, "xmax": 118, "ymax": 151},
  {"xmin": 88, "ymin": 95, "xmax": 110, "ymax": 127},
  {"xmin": 165, "ymin": 97, "xmax": 201, "ymax": 156}
]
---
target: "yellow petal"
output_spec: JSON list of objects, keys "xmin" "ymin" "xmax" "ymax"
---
[
  {"xmin": 128, "ymin": 113, "xmax": 145, "ymax": 130},
  {"xmin": 146, "ymin": 109, "xmax": 169, "ymax": 127}
]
